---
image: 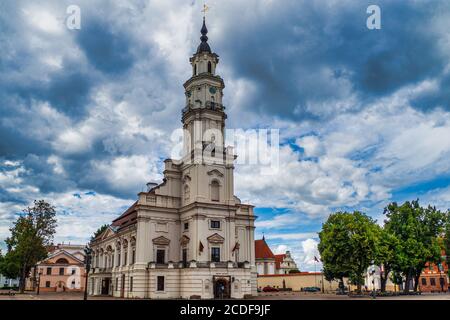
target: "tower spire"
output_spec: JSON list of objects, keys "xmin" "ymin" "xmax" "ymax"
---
[{"xmin": 197, "ymin": 10, "xmax": 212, "ymax": 54}]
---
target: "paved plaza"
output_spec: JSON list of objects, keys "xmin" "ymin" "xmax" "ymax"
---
[{"xmin": 1, "ymin": 291, "xmax": 449, "ymax": 300}]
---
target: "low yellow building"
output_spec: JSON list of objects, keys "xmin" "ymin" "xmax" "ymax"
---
[
  {"xmin": 259, "ymin": 272, "xmax": 399, "ymax": 293},
  {"xmin": 257, "ymin": 273, "xmax": 341, "ymax": 292}
]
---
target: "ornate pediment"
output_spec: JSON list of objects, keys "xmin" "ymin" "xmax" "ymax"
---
[
  {"xmin": 207, "ymin": 233, "xmax": 225, "ymax": 244},
  {"xmin": 207, "ymin": 169, "xmax": 223, "ymax": 177},
  {"xmin": 180, "ymin": 235, "xmax": 190, "ymax": 246},
  {"xmin": 100, "ymin": 227, "xmax": 115, "ymax": 240},
  {"xmin": 152, "ymin": 236, "xmax": 170, "ymax": 245}
]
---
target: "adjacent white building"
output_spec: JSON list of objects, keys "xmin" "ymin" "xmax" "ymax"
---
[
  {"xmin": 0, "ymin": 274, "xmax": 19, "ymax": 288},
  {"xmin": 255, "ymin": 238, "xmax": 299, "ymax": 275},
  {"xmin": 275, "ymin": 251, "xmax": 298, "ymax": 274},
  {"xmin": 255, "ymin": 238, "xmax": 276, "ymax": 275},
  {"xmin": 88, "ymin": 18, "xmax": 257, "ymax": 299}
]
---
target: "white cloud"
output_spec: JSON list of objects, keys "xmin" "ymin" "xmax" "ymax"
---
[
  {"xmin": 264, "ymin": 232, "xmax": 317, "ymax": 241},
  {"xmin": 300, "ymin": 238, "xmax": 321, "ymax": 268},
  {"xmin": 273, "ymin": 244, "xmax": 289, "ymax": 254},
  {"xmin": 91, "ymin": 155, "xmax": 161, "ymax": 192}
]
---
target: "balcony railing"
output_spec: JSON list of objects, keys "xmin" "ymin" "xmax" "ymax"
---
[{"xmin": 182, "ymin": 101, "xmax": 225, "ymax": 115}]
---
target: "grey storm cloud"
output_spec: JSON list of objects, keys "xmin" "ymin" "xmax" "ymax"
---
[
  {"xmin": 1, "ymin": 0, "xmax": 450, "ymax": 204},
  {"xmin": 214, "ymin": 0, "xmax": 449, "ymax": 119},
  {"xmin": 75, "ymin": 17, "xmax": 135, "ymax": 75}
]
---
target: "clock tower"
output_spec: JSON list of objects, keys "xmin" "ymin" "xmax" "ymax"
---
[
  {"xmin": 182, "ymin": 17, "xmax": 227, "ymax": 159},
  {"xmin": 88, "ymin": 17, "xmax": 257, "ymax": 300}
]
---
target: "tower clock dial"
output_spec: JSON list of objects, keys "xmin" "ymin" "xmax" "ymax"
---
[{"xmin": 209, "ymin": 86, "xmax": 217, "ymax": 94}]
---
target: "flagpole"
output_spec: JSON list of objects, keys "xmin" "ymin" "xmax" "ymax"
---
[{"xmin": 314, "ymin": 259, "xmax": 317, "ymax": 288}]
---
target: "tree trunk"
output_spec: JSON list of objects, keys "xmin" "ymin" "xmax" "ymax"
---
[
  {"xmin": 19, "ymin": 262, "xmax": 30, "ymax": 294},
  {"xmin": 413, "ymin": 272, "xmax": 421, "ymax": 292},
  {"xmin": 404, "ymin": 272, "xmax": 411, "ymax": 293},
  {"xmin": 380, "ymin": 268, "xmax": 389, "ymax": 293},
  {"xmin": 19, "ymin": 268, "xmax": 26, "ymax": 293}
]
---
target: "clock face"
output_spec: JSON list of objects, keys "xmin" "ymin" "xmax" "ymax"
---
[{"xmin": 209, "ymin": 87, "xmax": 217, "ymax": 94}]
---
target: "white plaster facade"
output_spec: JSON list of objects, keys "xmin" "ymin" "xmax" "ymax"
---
[
  {"xmin": 256, "ymin": 261, "xmax": 276, "ymax": 275},
  {"xmin": 88, "ymin": 18, "xmax": 257, "ymax": 299},
  {"xmin": 276, "ymin": 251, "xmax": 298, "ymax": 274},
  {"xmin": 0, "ymin": 274, "xmax": 19, "ymax": 288}
]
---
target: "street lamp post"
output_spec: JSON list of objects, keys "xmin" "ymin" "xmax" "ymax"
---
[
  {"xmin": 320, "ymin": 270, "xmax": 325, "ymax": 293},
  {"xmin": 84, "ymin": 245, "xmax": 92, "ymax": 301},
  {"xmin": 370, "ymin": 261, "xmax": 376, "ymax": 299},
  {"xmin": 36, "ymin": 270, "xmax": 42, "ymax": 295}
]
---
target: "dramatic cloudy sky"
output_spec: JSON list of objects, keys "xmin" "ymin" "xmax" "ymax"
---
[{"xmin": 1, "ymin": 0, "xmax": 450, "ymax": 270}]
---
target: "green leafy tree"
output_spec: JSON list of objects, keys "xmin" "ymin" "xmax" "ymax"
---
[
  {"xmin": 374, "ymin": 227, "xmax": 400, "ymax": 292},
  {"xmin": 443, "ymin": 211, "xmax": 450, "ymax": 279},
  {"xmin": 1, "ymin": 200, "xmax": 57, "ymax": 293},
  {"xmin": 318, "ymin": 211, "xmax": 379, "ymax": 293},
  {"xmin": 384, "ymin": 200, "xmax": 445, "ymax": 292}
]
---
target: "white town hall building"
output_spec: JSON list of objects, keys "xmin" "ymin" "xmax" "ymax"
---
[{"xmin": 87, "ymin": 18, "xmax": 257, "ymax": 299}]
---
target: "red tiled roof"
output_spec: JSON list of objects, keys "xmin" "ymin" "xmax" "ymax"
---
[
  {"xmin": 255, "ymin": 239, "xmax": 275, "ymax": 259},
  {"xmin": 257, "ymin": 272, "xmax": 321, "ymax": 278},
  {"xmin": 274, "ymin": 254, "xmax": 286, "ymax": 269},
  {"xmin": 112, "ymin": 201, "xmax": 138, "ymax": 230}
]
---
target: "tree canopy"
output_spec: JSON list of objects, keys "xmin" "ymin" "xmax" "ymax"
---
[
  {"xmin": 384, "ymin": 200, "xmax": 445, "ymax": 292},
  {"xmin": 318, "ymin": 200, "xmax": 447, "ymax": 293},
  {"xmin": 318, "ymin": 211, "xmax": 379, "ymax": 292},
  {"xmin": 0, "ymin": 200, "xmax": 57, "ymax": 292}
]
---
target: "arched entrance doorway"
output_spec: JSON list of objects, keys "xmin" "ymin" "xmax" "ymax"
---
[
  {"xmin": 101, "ymin": 278, "xmax": 110, "ymax": 295},
  {"xmin": 56, "ymin": 281, "xmax": 65, "ymax": 292},
  {"xmin": 213, "ymin": 276, "xmax": 231, "ymax": 299},
  {"xmin": 121, "ymin": 274, "xmax": 125, "ymax": 298}
]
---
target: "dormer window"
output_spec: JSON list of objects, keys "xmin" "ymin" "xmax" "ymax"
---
[{"xmin": 208, "ymin": 61, "xmax": 212, "ymax": 73}]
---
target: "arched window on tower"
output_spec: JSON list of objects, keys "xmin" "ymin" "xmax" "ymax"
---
[
  {"xmin": 208, "ymin": 61, "xmax": 212, "ymax": 73},
  {"xmin": 211, "ymin": 180, "xmax": 220, "ymax": 202},
  {"xmin": 194, "ymin": 64, "xmax": 197, "ymax": 76}
]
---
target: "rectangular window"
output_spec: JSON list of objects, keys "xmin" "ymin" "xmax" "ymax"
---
[
  {"xmin": 421, "ymin": 278, "xmax": 427, "ymax": 286},
  {"xmin": 184, "ymin": 222, "xmax": 189, "ymax": 230},
  {"xmin": 46, "ymin": 267, "xmax": 52, "ymax": 275},
  {"xmin": 124, "ymin": 252, "xmax": 127, "ymax": 266},
  {"xmin": 211, "ymin": 247, "xmax": 220, "ymax": 262},
  {"xmin": 156, "ymin": 249, "xmax": 165, "ymax": 264},
  {"xmin": 71, "ymin": 269, "xmax": 76, "ymax": 275},
  {"xmin": 132, "ymin": 250, "xmax": 136, "ymax": 264},
  {"xmin": 130, "ymin": 277, "xmax": 133, "ymax": 292},
  {"xmin": 59, "ymin": 267, "xmax": 64, "ymax": 275},
  {"xmin": 116, "ymin": 278, "xmax": 118, "ymax": 290},
  {"xmin": 210, "ymin": 220, "xmax": 220, "ymax": 229},
  {"xmin": 117, "ymin": 253, "xmax": 121, "ymax": 266},
  {"xmin": 430, "ymin": 278, "xmax": 436, "ymax": 286},
  {"xmin": 157, "ymin": 276, "xmax": 164, "ymax": 291},
  {"xmin": 45, "ymin": 281, "xmax": 51, "ymax": 288}
]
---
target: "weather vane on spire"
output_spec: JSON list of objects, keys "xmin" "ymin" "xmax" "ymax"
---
[{"xmin": 202, "ymin": 3, "xmax": 209, "ymax": 18}]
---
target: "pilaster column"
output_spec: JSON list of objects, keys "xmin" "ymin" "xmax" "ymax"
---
[{"xmin": 127, "ymin": 239, "xmax": 132, "ymax": 266}]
